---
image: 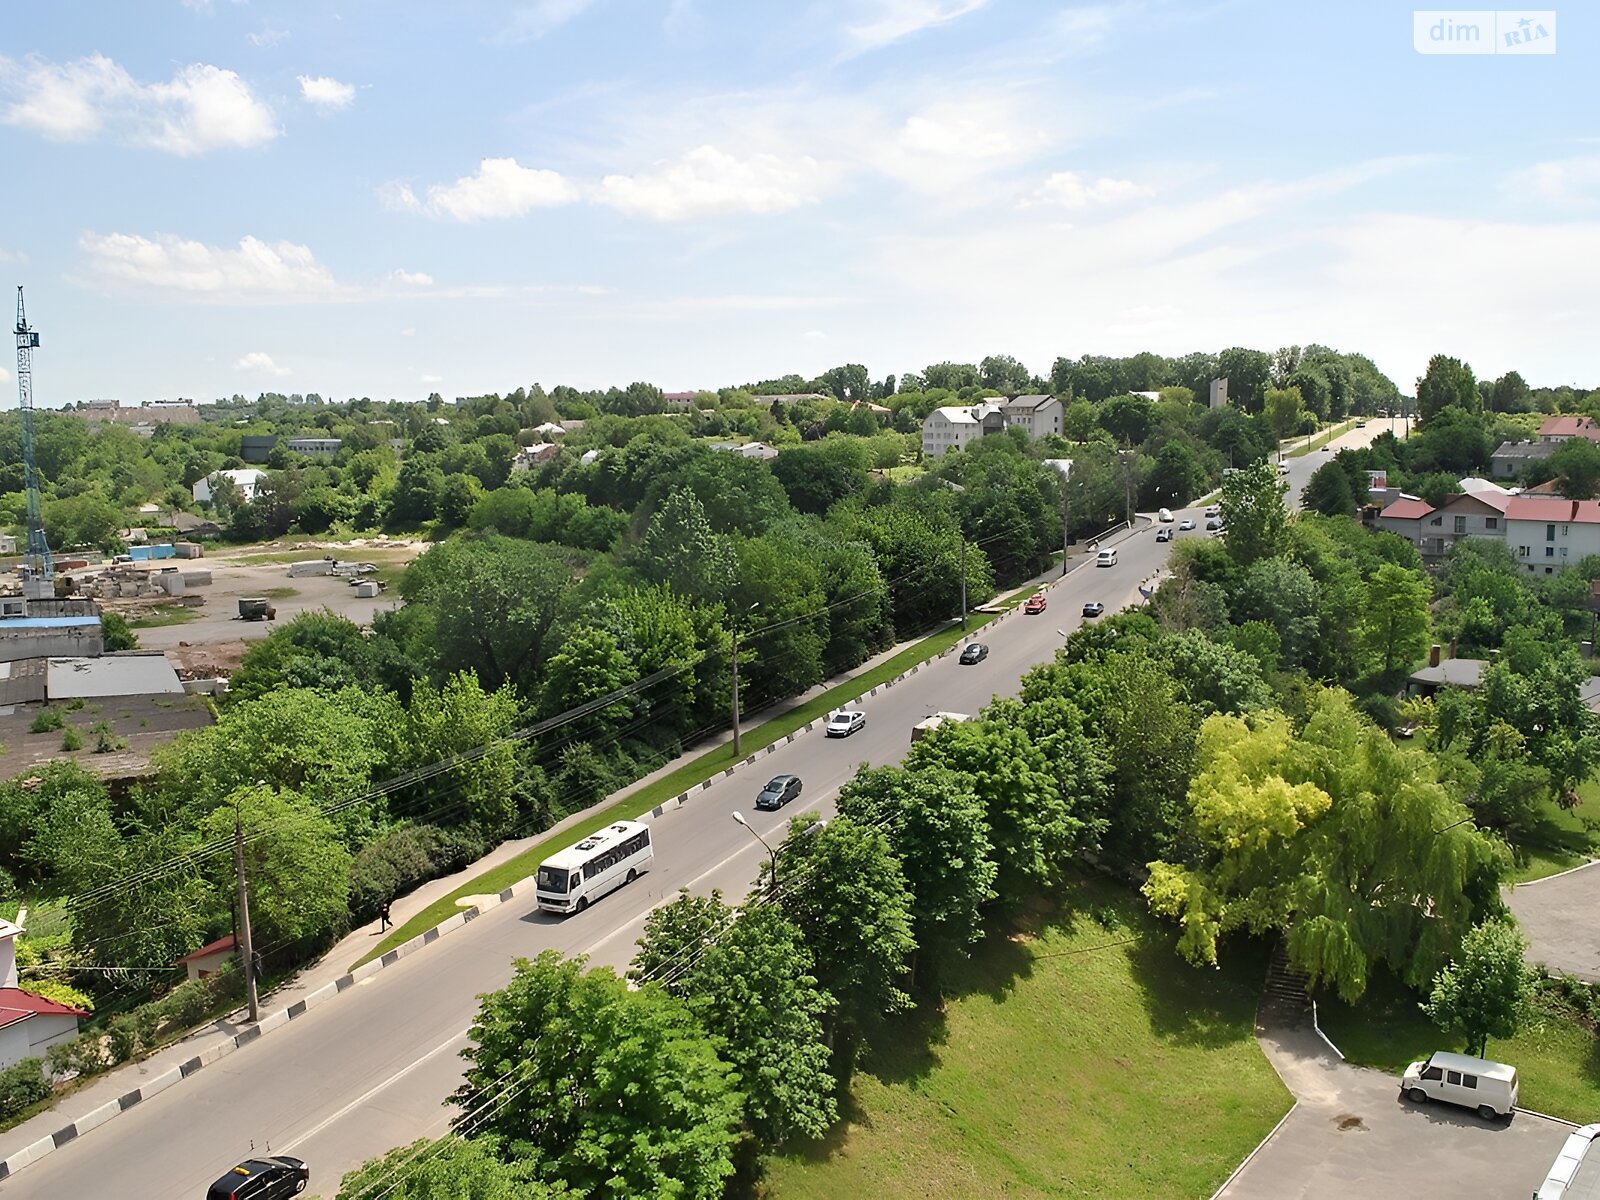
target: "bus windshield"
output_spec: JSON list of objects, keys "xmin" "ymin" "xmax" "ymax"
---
[{"xmin": 536, "ymin": 866, "xmax": 569, "ymax": 893}]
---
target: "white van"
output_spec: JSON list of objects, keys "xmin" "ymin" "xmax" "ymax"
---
[
  {"xmin": 1400, "ymin": 1051, "xmax": 1518, "ymax": 1120},
  {"xmin": 1157, "ymin": 508, "xmax": 1174, "ymax": 523}
]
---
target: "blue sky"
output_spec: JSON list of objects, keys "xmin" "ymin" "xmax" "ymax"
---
[{"xmin": 0, "ymin": 1, "xmax": 1594, "ymax": 406}]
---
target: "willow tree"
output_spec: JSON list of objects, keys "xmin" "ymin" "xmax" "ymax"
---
[{"xmin": 1144, "ymin": 689, "xmax": 1505, "ymax": 1001}]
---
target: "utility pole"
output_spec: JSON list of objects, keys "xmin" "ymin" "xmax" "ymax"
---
[
  {"xmin": 234, "ymin": 806, "xmax": 260, "ymax": 1023},
  {"xmin": 730, "ymin": 622, "xmax": 743, "ymax": 759},
  {"xmin": 1061, "ymin": 486, "xmax": 1071, "ymax": 577},
  {"xmin": 958, "ymin": 535, "xmax": 968, "ymax": 631}
]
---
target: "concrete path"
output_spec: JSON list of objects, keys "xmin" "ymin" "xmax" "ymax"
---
[
  {"xmin": 1506, "ymin": 861, "xmax": 1600, "ymax": 983},
  {"xmin": 1219, "ymin": 990, "xmax": 1569, "ymax": 1198}
]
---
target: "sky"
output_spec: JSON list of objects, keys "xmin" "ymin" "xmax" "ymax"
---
[{"xmin": 0, "ymin": 1, "xmax": 1594, "ymax": 406}]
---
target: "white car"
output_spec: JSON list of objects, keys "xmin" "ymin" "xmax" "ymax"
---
[
  {"xmin": 1204, "ymin": 504, "xmax": 1220, "ymax": 518},
  {"xmin": 1157, "ymin": 508, "xmax": 1174, "ymax": 523},
  {"xmin": 825, "ymin": 709, "xmax": 866, "ymax": 737},
  {"xmin": 1178, "ymin": 518, "xmax": 1196, "ymax": 531},
  {"xmin": 1096, "ymin": 548, "xmax": 1118, "ymax": 567}
]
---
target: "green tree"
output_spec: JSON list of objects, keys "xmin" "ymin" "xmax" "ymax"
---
[
  {"xmin": 1219, "ymin": 459, "xmax": 1288, "ymax": 567},
  {"xmin": 1099, "ymin": 394, "xmax": 1153, "ymax": 445},
  {"xmin": 43, "ymin": 493, "xmax": 124, "ymax": 552},
  {"xmin": 1489, "ymin": 370, "xmax": 1532, "ymax": 413},
  {"xmin": 228, "ymin": 611, "xmax": 406, "ymax": 700},
  {"xmin": 1215, "ymin": 347, "xmax": 1272, "ymax": 412},
  {"xmin": 634, "ymin": 488, "xmax": 737, "ymax": 605},
  {"xmin": 1263, "ymin": 385, "xmax": 1304, "ymax": 449},
  {"xmin": 340, "ymin": 1136, "xmax": 577, "ymax": 1200},
  {"xmin": 836, "ymin": 764, "xmax": 997, "ymax": 976},
  {"xmin": 1359, "ymin": 563, "xmax": 1432, "ymax": 679},
  {"xmin": 541, "ymin": 626, "xmax": 639, "ymax": 741},
  {"xmin": 1144, "ymin": 691, "xmax": 1503, "ymax": 1001},
  {"xmin": 198, "ymin": 785, "xmax": 352, "ymax": 948},
  {"xmin": 99, "ymin": 611, "xmax": 138, "ymax": 652},
  {"xmin": 634, "ymin": 898, "xmax": 836, "ymax": 1146},
  {"xmin": 402, "ymin": 672, "xmax": 521, "ymax": 836},
  {"xmin": 1302, "ymin": 461, "xmax": 1357, "ymax": 517},
  {"xmin": 1549, "ymin": 437, "xmax": 1600, "ymax": 499},
  {"xmin": 775, "ymin": 815, "xmax": 915, "ymax": 1035},
  {"xmin": 771, "ymin": 439, "xmax": 872, "ymax": 515},
  {"xmin": 1416, "ymin": 354, "xmax": 1481, "ymax": 423},
  {"xmin": 454, "ymin": 951, "xmax": 742, "ymax": 1200},
  {"xmin": 436, "ymin": 472, "xmax": 484, "ymax": 528},
  {"xmin": 1145, "ymin": 440, "xmax": 1208, "ymax": 509},
  {"xmin": 979, "ymin": 353, "xmax": 1032, "ymax": 394},
  {"xmin": 1422, "ymin": 918, "xmax": 1536, "ymax": 1059},
  {"xmin": 1063, "ymin": 399, "xmax": 1098, "ymax": 442}
]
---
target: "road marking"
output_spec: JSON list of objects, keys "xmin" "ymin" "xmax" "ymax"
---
[{"xmin": 280, "ymin": 1029, "xmax": 466, "ymax": 1151}]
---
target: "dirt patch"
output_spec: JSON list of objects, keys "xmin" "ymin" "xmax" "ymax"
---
[{"xmin": 1335, "ymin": 1114, "xmax": 1368, "ymax": 1132}]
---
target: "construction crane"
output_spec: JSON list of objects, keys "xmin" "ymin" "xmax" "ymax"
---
[{"xmin": 14, "ymin": 286, "xmax": 53, "ymax": 595}]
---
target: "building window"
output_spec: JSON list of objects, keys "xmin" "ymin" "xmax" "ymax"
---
[
  {"xmin": 1562, "ymin": 547, "xmax": 1569, "ymax": 558},
  {"xmin": 1546, "ymin": 547, "xmax": 1555, "ymax": 558},
  {"xmin": 1454, "ymin": 515, "xmax": 1466, "ymax": 534},
  {"xmin": 1563, "ymin": 524, "xmax": 1570, "ymax": 536},
  {"xmin": 1547, "ymin": 524, "xmax": 1557, "ymax": 541},
  {"xmin": 1547, "ymin": 567, "xmax": 1555, "ymax": 575},
  {"xmin": 1486, "ymin": 517, "xmax": 1498, "ymax": 529},
  {"xmin": 1518, "ymin": 545, "xmax": 1529, "ymax": 557}
]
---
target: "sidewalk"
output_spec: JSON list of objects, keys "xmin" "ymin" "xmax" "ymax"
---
[{"xmin": 0, "ymin": 546, "xmax": 1114, "ymax": 1171}]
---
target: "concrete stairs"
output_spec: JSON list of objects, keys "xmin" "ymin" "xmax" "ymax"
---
[{"xmin": 1259, "ymin": 939, "xmax": 1312, "ymax": 1029}]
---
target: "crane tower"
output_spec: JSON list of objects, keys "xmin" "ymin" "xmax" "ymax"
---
[{"xmin": 14, "ymin": 287, "xmax": 54, "ymax": 597}]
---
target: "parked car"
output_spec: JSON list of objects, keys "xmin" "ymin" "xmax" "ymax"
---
[
  {"xmin": 1157, "ymin": 508, "xmax": 1174, "ymax": 522},
  {"xmin": 825, "ymin": 709, "xmax": 866, "ymax": 738},
  {"xmin": 1401, "ymin": 1051, "xmax": 1518, "ymax": 1120},
  {"xmin": 1356, "ymin": 419, "xmax": 1367, "ymax": 427},
  {"xmin": 207, "ymin": 1157, "xmax": 310, "ymax": 1200},
  {"xmin": 1204, "ymin": 505, "xmax": 1220, "ymax": 518},
  {"xmin": 1205, "ymin": 517, "xmax": 1224, "ymax": 531},
  {"xmin": 1178, "ymin": 518, "xmax": 1196, "ymax": 531},
  {"xmin": 755, "ymin": 774, "xmax": 803, "ymax": 811},
  {"xmin": 1082, "ymin": 601, "xmax": 1105, "ymax": 618},
  {"xmin": 1096, "ymin": 548, "xmax": 1118, "ymax": 567},
  {"xmin": 958, "ymin": 642, "xmax": 988, "ymax": 665},
  {"xmin": 1156, "ymin": 527, "xmax": 1172, "ymax": 543},
  {"xmin": 1024, "ymin": 592, "xmax": 1047, "ymax": 614}
]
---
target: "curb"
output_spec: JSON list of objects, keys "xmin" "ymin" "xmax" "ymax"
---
[
  {"xmin": 1509, "ymin": 857, "xmax": 1600, "ymax": 887},
  {"xmin": 1207, "ymin": 1101, "xmax": 1300, "ymax": 1199},
  {"xmin": 1310, "ymin": 1000, "xmax": 1345, "ymax": 1060},
  {"xmin": 0, "ymin": 592, "xmax": 1060, "ymax": 1182}
]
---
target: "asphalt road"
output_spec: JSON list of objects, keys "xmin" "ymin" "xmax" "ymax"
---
[{"xmin": 5, "ymin": 418, "xmax": 1407, "ymax": 1199}]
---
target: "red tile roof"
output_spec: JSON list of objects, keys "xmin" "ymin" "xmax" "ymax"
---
[
  {"xmin": 176, "ymin": 934, "xmax": 237, "ymax": 964},
  {"xmin": 1379, "ymin": 498, "xmax": 1435, "ymax": 521},
  {"xmin": 1540, "ymin": 416, "xmax": 1600, "ymax": 440},
  {"xmin": 1505, "ymin": 497, "xmax": 1600, "ymax": 523},
  {"xmin": 0, "ymin": 987, "xmax": 89, "ymax": 1029}
]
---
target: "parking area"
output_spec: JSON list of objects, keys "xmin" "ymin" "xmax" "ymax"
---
[
  {"xmin": 1220, "ymin": 1025, "xmax": 1571, "ymax": 1199},
  {"xmin": 1507, "ymin": 863, "xmax": 1600, "ymax": 983}
]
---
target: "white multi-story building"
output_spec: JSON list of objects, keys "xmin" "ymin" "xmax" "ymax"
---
[
  {"xmin": 193, "ymin": 468, "xmax": 268, "ymax": 505},
  {"xmin": 920, "ymin": 395, "xmax": 1064, "ymax": 459},
  {"xmin": 1417, "ymin": 491, "xmax": 1510, "ymax": 558},
  {"xmin": 1505, "ymin": 497, "xmax": 1600, "ymax": 575}
]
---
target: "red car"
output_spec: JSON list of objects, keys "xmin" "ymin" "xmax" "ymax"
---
[{"xmin": 1024, "ymin": 592, "xmax": 1047, "ymax": 614}]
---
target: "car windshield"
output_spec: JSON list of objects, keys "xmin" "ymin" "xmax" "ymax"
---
[{"xmin": 536, "ymin": 865, "xmax": 568, "ymax": 893}]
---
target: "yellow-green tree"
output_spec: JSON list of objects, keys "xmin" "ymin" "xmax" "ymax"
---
[{"xmin": 1144, "ymin": 690, "xmax": 1504, "ymax": 1001}]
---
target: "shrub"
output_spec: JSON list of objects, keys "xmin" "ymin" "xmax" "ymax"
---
[
  {"xmin": 45, "ymin": 1033, "xmax": 109, "ymax": 1080},
  {"xmin": 90, "ymin": 720, "xmax": 126, "ymax": 754},
  {"xmin": 29, "ymin": 708, "xmax": 63, "ymax": 734},
  {"xmin": 105, "ymin": 1015, "xmax": 139, "ymax": 1065},
  {"xmin": 0, "ymin": 1058, "xmax": 51, "ymax": 1119},
  {"xmin": 348, "ymin": 824, "xmax": 486, "ymax": 922},
  {"xmin": 60, "ymin": 727, "xmax": 83, "ymax": 752}
]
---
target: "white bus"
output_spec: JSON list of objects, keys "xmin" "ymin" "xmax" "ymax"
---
[{"xmin": 535, "ymin": 820, "xmax": 654, "ymax": 915}]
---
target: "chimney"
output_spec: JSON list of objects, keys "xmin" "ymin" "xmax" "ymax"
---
[
  {"xmin": 1448, "ymin": 638, "xmax": 1457, "ymax": 660},
  {"xmin": 1429, "ymin": 644, "xmax": 1441, "ymax": 668}
]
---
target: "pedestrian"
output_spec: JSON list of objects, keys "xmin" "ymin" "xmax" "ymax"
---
[{"xmin": 379, "ymin": 898, "xmax": 392, "ymax": 932}]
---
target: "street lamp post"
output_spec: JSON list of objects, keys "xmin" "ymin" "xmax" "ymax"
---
[
  {"xmin": 730, "ymin": 601, "xmax": 760, "ymax": 759},
  {"xmin": 731, "ymin": 811, "xmax": 778, "ymax": 895}
]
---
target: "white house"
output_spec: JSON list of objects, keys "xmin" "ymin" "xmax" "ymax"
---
[
  {"xmin": 1374, "ymin": 497, "xmax": 1434, "ymax": 546},
  {"xmin": 1416, "ymin": 491, "xmax": 1510, "ymax": 559},
  {"xmin": 0, "ymin": 918, "xmax": 86, "ymax": 1068},
  {"xmin": 921, "ymin": 403, "xmax": 1005, "ymax": 459},
  {"xmin": 1539, "ymin": 416, "xmax": 1600, "ymax": 445},
  {"xmin": 709, "ymin": 441, "xmax": 779, "ymax": 460},
  {"xmin": 193, "ymin": 469, "xmax": 268, "ymax": 505},
  {"xmin": 177, "ymin": 934, "xmax": 237, "ymax": 983},
  {"xmin": 1506, "ymin": 498, "xmax": 1600, "ymax": 575},
  {"xmin": 1001, "ymin": 394, "xmax": 1064, "ymax": 439}
]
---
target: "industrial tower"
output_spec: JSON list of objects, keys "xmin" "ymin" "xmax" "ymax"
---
[{"xmin": 14, "ymin": 287, "xmax": 54, "ymax": 599}]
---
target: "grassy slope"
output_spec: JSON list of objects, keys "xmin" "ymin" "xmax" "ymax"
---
[
  {"xmin": 1507, "ymin": 780, "xmax": 1599, "ymax": 883},
  {"xmin": 759, "ymin": 883, "xmax": 1291, "ymax": 1200},
  {"xmin": 362, "ymin": 607, "xmax": 1011, "ymax": 964},
  {"xmin": 1318, "ymin": 970, "xmax": 1600, "ymax": 1122}
]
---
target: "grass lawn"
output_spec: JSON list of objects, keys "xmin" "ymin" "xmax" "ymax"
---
[
  {"xmin": 1317, "ymin": 969, "xmax": 1600, "ymax": 1122},
  {"xmin": 757, "ymin": 881, "xmax": 1291, "ymax": 1200},
  {"xmin": 1506, "ymin": 782, "xmax": 1599, "ymax": 883},
  {"xmin": 882, "ymin": 465, "xmax": 926, "ymax": 483},
  {"xmin": 361, "ymin": 606, "xmax": 1011, "ymax": 965},
  {"xmin": 127, "ymin": 607, "xmax": 201, "ymax": 629}
]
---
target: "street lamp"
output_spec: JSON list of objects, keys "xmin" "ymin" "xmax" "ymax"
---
[
  {"xmin": 731, "ymin": 811, "xmax": 778, "ymax": 894},
  {"xmin": 730, "ymin": 601, "xmax": 760, "ymax": 759}
]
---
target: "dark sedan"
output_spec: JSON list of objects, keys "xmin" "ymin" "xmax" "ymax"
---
[
  {"xmin": 1082, "ymin": 602, "xmax": 1105, "ymax": 618},
  {"xmin": 755, "ymin": 774, "xmax": 803, "ymax": 811},
  {"xmin": 207, "ymin": 1156, "xmax": 309, "ymax": 1200},
  {"xmin": 959, "ymin": 642, "xmax": 989, "ymax": 665}
]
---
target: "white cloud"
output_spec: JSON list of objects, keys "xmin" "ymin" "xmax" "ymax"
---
[
  {"xmin": 597, "ymin": 145, "xmax": 833, "ymax": 221},
  {"xmin": 249, "ymin": 26, "xmax": 290, "ymax": 48},
  {"xmin": 298, "ymin": 74, "xmax": 355, "ymax": 109},
  {"xmin": 0, "ymin": 366, "xmax": 10, "ymax": 385},
  {"xmin": 1507, "ymin": 156, "xmax": 1600, "ymax": 208},
  {"xmin": 802, "ymin": 329, "xmax": 828, "ymax": 341},
  {"xmin": 382, "ymin": 157, "xmax": 580, "ymax": 221},
  {"xmin": 234, "ymin": 351, "xmax": 290, "ymax": 376},
  {"xmin": 496, "ymin": 0, "xmax": 602, "ymax": 42},
  {"xmin": 76, "ymin": 231, "xmax": 346, "ymax": 300},
  {"xmin": 389, "ymin": 269, "xmax": 434, "ymax": 286},
  {"xmin": 844, "ymin": 0, "xmax": 991, "ymax": 53},
  {"xmin": 420, "ymin": 373, "xmax": 444, "ymax": 384},
  {"xmin": 401, "ymin": 327, "xmax": 417, "ymax": 337},
  {"xmin": 0, "ymin": 54, "xmax": 276, "ymax": 154},
  {"xmin": 1022, "ymin": 170, "xmax": 1153, "ymax": 209}
]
